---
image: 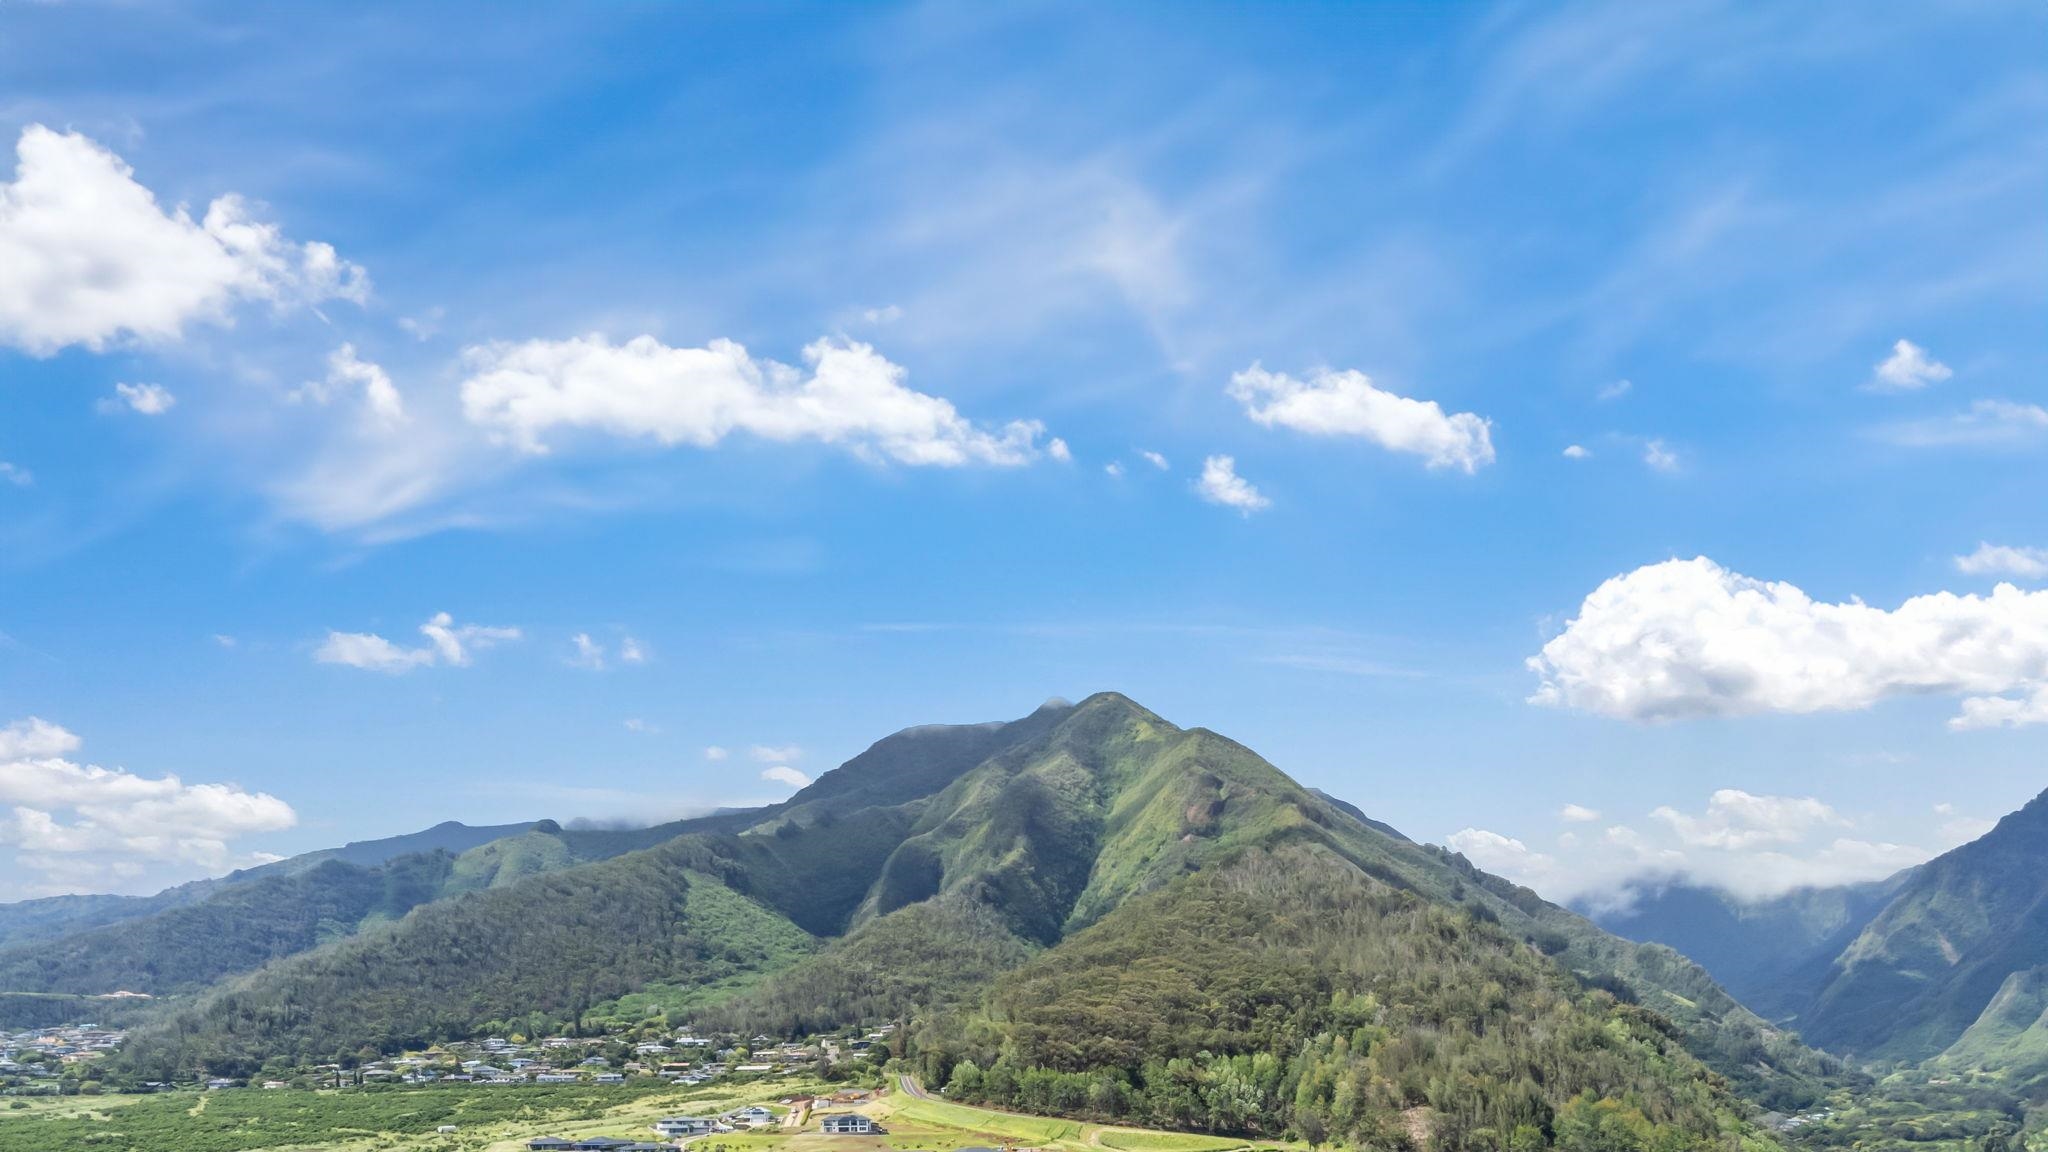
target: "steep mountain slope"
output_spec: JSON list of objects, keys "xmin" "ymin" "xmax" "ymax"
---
[
  {"xmin": 111, "ymin": 693, "xmax": 1845, "ymax": 1120},
  {"xmin": 1587, "ymin": 875, "xmax": 1910, "ymax": 1019},
  {"xmin": 0, "ymin": 709, "xmax": 1068, "ymax": 1014},
  {"xmin": 0, "ymin": 854, "xmax": 460, "ymax": 999},
  {"xmin": 723, "ymin": 695, "xmax": 1843, "ymax": 1107},
  {"xmin": 926, "ymin": 844, "xmax": 1777, "ymax": 1149},
  {"xmin": 1800, "ymin": 789, "xmax": 2048, "ymax": 1062}
]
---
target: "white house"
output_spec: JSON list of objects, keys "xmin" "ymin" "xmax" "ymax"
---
[
  {"xmin": 821, "ymin": 1115, "xmax": 876, "ymax": 1135},
  {"xmin": 656, "ymin": 1117, "xmax": 716, "ymax": 1137}
]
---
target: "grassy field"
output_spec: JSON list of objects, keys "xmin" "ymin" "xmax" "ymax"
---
[{"xmin": 0, "ymin": 1077, "xmax": 1301, "ymax": 1152}]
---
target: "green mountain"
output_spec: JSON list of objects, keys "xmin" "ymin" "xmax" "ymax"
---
[
  {"xmin": 1586, "ymin": 875, "xmax": 1911, "ymax": 1020},
  {"xmin": 106, "ymin": 691, "xmax": 1843, "ymax": 1147},
  {"xmin": 0, "ymin": 818, "xmax": 537, "ymax": 954},
  {"xmin": 1798, "ymin": 789, "xmax": 2048, "ymax": 1064}
]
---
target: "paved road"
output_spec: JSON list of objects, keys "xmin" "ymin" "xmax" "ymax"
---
[{"xmin": 898, "ymin": 1073, "xmax": 930, "ymax": 1100}]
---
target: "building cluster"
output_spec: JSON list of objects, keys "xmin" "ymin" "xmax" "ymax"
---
[{"xmin": 0, "ymin": 1024, "xmax": 125, "ymax": 1093}]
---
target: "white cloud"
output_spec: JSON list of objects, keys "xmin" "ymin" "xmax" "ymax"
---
[
  {"xmin": 1871, "ymin": 338, "xmax": 1953, "ymax": 392},
  {"xmin": 397, "ymin": 307, "xmax": 444, "ymax": 341},
  {"xmin": 1652, "ymin": 789, "xmax": 1845, "ymax": 849},
  {"xmin": 1562, "ymin": 444, "xmax": 1590, "ymax": 459},
  {"xmin": 568, "ymin": 632, "xmax": 606, "ymax": 670},
  {"xmin": 749, "ymin": 744, "xmax": 802, "ymax": 764},
  {"xmin": 1642, "ymin": 439, "xmax": 1679, "ymax": 472},
  {"xmin": 1529, "ymin": 556, "xmax": 2048, "ymax": 729},
  {"xmin": 1559, "ymin": 803, "xmax": 1601, "ymax": 822},
  {"xmin": 623, "ymin": 718, "xmax": 660, "ymax": 734},
  {"xmin": 101, "ymin": 381, "xmax": 175, "ymax": 416},
  {"xmin": 1447, "ymin": 828, "xmax": 1554, "ymax": 880},
  {"xmin": 860, "ymin": 304, "xmax": 903, "ymax": 325},
  {"xmin": 0, "ymin": 717, "xmax": 82, "ymax": 760},
  {"xmin": 1047, "ymin": 437, "xmax": 1072, "ymax": 462},
  {"xmin": 1933, "ymin": 802, "xmax": 1996, "ymax": 846},
  {"xmin": 0, "ymin": 461, "xmax": 29, "ymax": 487},
  {"xmin": 460, "ymin": 334, "xmax": 1051, "ymax": 467},
  {"xmin": 0, "ymin": 716, "xmax": 296, "ymax": 897},
  {"xmin": 1228, "ymin": 363, "xmax": 1495, "ymax": 472},
  {"xmin": 1598, "ymin": 379, "xmax": 1633, "ymax": 402},
  {"xmin": 1140, "ymin": 450, "xmax": 1170, "ymax": 471},
  {"xmin": 1104, "ymin": 461, "xmax": 1125, "ymax": 478},
  {"xmin": 1452, "ymin": 787, "xmax": 1935, "ymax": 907},
  {"xmin": 759, "ymin": 765, "xmax": 812, "ymax": 790},
  {"xmin": 703, "ymin": 746, "xmax": 730, "ymax": 762},
  {"xmin": 298, "ymin": 343, "xmax": 405, "ymax": 429},
  {"xmin": 1878, "ymin": 400, "xmax": 2048, "ymax": 448},
  {"xmin": 315, "ymin": 611, "xmax": 520, "ymax": 673},
  {"xmin": 211, "ymin": 634, "xmax": 237, "ymax": 648},
  {"xmin": 619, "ymin": 636, "xmax": 647, "ymax": 664},
  {"xmin": 1957, "ymin": 543, "xmax": 2048, "ymax": 581},
  {"xmin": 1194, "ymin": 454, "xmax": 1270, "ymax": 514},
  {"xmin": 0, "ymin": 125, "xmax": 366, "ymax": 355}
]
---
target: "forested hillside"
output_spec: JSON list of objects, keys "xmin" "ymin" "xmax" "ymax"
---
[
  {"xmin": 97, "ymin": 692, "xmax": 1847, "ymax": 1138},
  {"xmin": 1799, "ymin": 788, "xmax": 2048, "ymax": 1064},
  {"xmin": 919, "ymin": 845, "xmax": 1778, "ymax": 1151}
]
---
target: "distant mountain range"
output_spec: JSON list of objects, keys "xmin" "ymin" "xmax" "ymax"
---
[
  {"xmin": 0, "ymin": 693, "xmax": 1846, "ymax": 1146},
  {"xmin": 1590, "ymin": 785, "xmax": 2048, "ymax": 1093}
]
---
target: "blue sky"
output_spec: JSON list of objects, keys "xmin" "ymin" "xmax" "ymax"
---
[{"xmin": 2, "ymin": 1, "xmax": 2046, "ymax": 902}]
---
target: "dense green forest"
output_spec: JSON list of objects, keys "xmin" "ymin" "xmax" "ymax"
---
[
  {"xmin": 913, "ymin": 846, "xmax": 1782, "ymax": 1152},
  {"xmin": 113, "ymin": 861, "xmax": 815, "ymax": 1078},
  {"xmin": 0, "ymin": 855, "xmax": 458, "ymax": 998}
]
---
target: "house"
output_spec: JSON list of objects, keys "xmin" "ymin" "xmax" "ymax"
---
[
  {"xmin": 821, "ymin": 1115, "xmax": 877, "ymax": 1135},
  {"xmin": 594, "ymin": 1072, "xmax": 626, "ymax": 1084},
  {"xmin": 655, "ymin": 1117, "xmax": 715, "ymax": 1137},
  {"xmin": 526, "ymin": 1139, "xmax": 572, "ymax": 1151},
  {"xmin": 724, "ymin": 1106, "xmax": 774, "ymax": 1125},
  {"xmin": 438, "ymin": 1125, "xmax": 460, "ymax": 1133}
]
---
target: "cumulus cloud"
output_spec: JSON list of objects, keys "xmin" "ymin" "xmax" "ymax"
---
[
  {"xmin": 1450, "ymin": 787, "xmax": 1935, "ymax": 907},
  {"xmin": 618, "ymin": 636, "xmax": 647, "ymax": 664},
  {"xmin": 315, "ymin": 611, "xmax": 520, "ymax": 673},
  {"xmin": 1104, "ymin": 461, "xmax": 1125, "ymax": 478},
  {"xmin": 1559, "ymin": 803, "xmax": 1600, "ymax": 822},
  {"xmin": 1642, "ymin": 439, "xmax": 1679, "ymax": 472},
  {"xmin": 749, "ymin": 744, "xmax": 802, "ymax": 764},
  {"xmin": 0, "ymin": 716, "xmax": 296, "ymax": 897},
  {"xmin": 1195, "ymin": 454, "xmax": 1270, "ymax": 513},
  {"xmin": 1957, "ymin": 543, "xmax": 2048, "ymax": 581},
  {"xmin": 1652, "ymin": 789, "xmax": 1845, "ymax": 848},
  {"xmin": 460, "ymin": 334, "xmax": 1051, "ymax": 466},
  {"xmin": 100, "ymin": 381, "xmax": 175, "ymax": 416},
  {"xmin": 1870, "ymin": 338, "xmax": 1953, "ymax": 392},
  {"xmin": 1228, "ymin": 363, "xmax": 1494, "ymax": 472},
  {"xmin": 1140, "ymin": 450, "xmax": 1170, "ymax": 471},
  {"xmin": 759, "ymin": 765, "xmax": 812, "ymax": 789},
  {"xmin": 703, "ymin": 746, "xmax": 730, "ymax": 761},
  {"xmin": 1528, "ymin": 556, "xmax": 2048, "ymax": 729},
  {"xmin": 1562, "ymin": 444, "xmax": 1590, "ymax": 459},
  {"xmin": 298, "ymin": 343, "xmax": 405, "ymax": 429},
  {"xmin": 0, "ymin": 125, "xmax": 367, "ymax": 355}
]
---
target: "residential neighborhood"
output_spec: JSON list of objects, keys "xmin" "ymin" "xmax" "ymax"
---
[{"xmin": 0, "ymin": 1024, "xmax": 126, "ymax": 1095}]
